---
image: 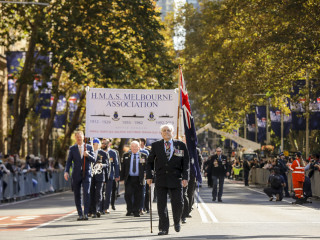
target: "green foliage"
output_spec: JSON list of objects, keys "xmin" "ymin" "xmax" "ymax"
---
[{"xmin": 179, "ymin": 0, "xmax": 320, "ymax": 131}]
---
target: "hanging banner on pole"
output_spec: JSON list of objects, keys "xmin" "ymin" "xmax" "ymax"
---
[{"xmin": 85, "ymin": 88, "xmax": 178, "ymax": 138}]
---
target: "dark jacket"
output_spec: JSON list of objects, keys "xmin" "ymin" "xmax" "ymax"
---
[
  {"xmin": 106, "ymin": 149, "xmax": 120, "ymax": 181},
  {"xmin": 206, "ymin": 154, "xmax": 230, "ymax": 177},
  {"xmin": 92, "ymin": 149, "xmax": 109, "ymax": 182},
  {"xmin": 65, "ymin": 144, "xmax": 95, "ymax": 181},
  {"xmin": 120, "ymin": 151, "xmax": 147, "ymax": 185},
  {"xmin": 146, "ymin": 139, "xmax": 190, "ymax": 188},
  {"xmin": 243, "ymin": 160, "xmax": 251, "ymax": 173}
]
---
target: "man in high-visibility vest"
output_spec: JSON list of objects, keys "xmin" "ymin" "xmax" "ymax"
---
[{"xmin": 287, "ymin": 152, "xmax": 305, "ymax": 204}]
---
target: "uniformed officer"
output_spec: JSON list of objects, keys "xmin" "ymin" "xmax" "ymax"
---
[
  {"xmin": 89, "ymin": 138, "xmax": 109, "ymax": 218},
  {"xmin": 146, "ymin": 124, "xmax": 190, "ymax": 235},
  {"xmin": 64, "ymin": 131, "xmax": 95, "ymax": 220},
  {"xmin": 121, "ymin": 141, "xmax": 147, "ymax": 217},
  {"xmin": 101, "ymin": 138, "xmax": 120, "ymax": 214},
  {"xmin": 207, "ymin": 147, "xmax": 230, "ymax": 202}
]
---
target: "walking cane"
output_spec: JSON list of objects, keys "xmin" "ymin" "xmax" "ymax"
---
[{"xmin": 149, "ymin": 183, "xmax": 153, "ymax": 233}]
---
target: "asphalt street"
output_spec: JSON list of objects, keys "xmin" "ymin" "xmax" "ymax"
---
[{"xmin": 1, "ymin": 179, "xmax": 320, "ymax": 240}]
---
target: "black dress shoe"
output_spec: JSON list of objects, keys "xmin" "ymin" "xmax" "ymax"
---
[
  {"xmin": 182, "ymin": 218, "xmax": 187, "ymax": 224},
  {"xmin": 133, "ymin": 212, "xmax": 140, "ymax": 217},
  {"xmin": 212, "ymin": 198, "xmax": 216, "ymax": 201},
  {"xmin": 92, "ymin": 214, "xmax": 97, "ymax": 218},
  {"xmin": 174, "ymin": 224, "xmax": 181, "ymax": 232},
  {"xmin": 186, "ymin": 214, "xmax": 192, "ymax": 218},
  {"xmin": 218, "ymin": 199, "xmax": 222, "ymax": 202},
  {"xmin": 112, "ymin": 205, "xmax": 116, "ymax": 210},
  {"xmin": 126, "ymin": 212, "xmax": 132, "ymax": 216},
  {"xmin": 83, "ymin": 215, "xmax": 89, "ymax": 220},
  {"xmin": 77, "ymin": 215, "xmax": 83, "ymax": 221},
  {"xmin": 96, "ymin": 212, "xmax": 101, "ymax": 218},
  {"xmin": 158, "ymin": 230, "xmax": 168, "ymax": 235}
]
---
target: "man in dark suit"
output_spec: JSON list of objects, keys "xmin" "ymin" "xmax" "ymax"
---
[
  {"xmin": 101, "ymin": 138, "xmax": 120, "ymax": 214},
  {"xmin": 121, "ymin": 141, "xmax": 147, "ymax": 217},
  {"xmin": 89, "ymin": 138, "xmax": 109, "ymax": 218},
  {"xmin": 146, "ymin": 124, "xmax": 190, "ymax": 236},
  {"xmin": 64, "ymin": 131, "xmax": 95, "ymax": 220},
  {"xmin": 206, "ymin": 147, "xmax": 230, "ymax": 202}
]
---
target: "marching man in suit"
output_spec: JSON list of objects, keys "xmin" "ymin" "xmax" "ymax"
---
[
  {"xmin": 89, "ymin": 138, "xmax": 109, "ymax": 218},
  {"xmin": 121, "ymin": 140, "xmax": 148, "ymax": 217},
  {"xmin": 146, "ymin": 124, "xmax": 190, "ymax": 236},
  {"xmin": 64, "ymin": 131, "xmax": 96, "ymax": 221},
  {"xmin": 101, "ymin": 138, "xmax": 120, "ymax": 214}
]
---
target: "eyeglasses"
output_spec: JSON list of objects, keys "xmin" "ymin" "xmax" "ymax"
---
[{"xmin": 217, "ymin": 151, "xmax": 221, "ymax": 152}]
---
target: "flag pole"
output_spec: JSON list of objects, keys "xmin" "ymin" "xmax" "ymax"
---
[{"xmin": 177, "ymin": 65, "xmax": 182, "ymax": 140}]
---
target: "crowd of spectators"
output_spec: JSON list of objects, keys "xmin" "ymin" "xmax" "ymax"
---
[{"xmin": 0, "ymin": 154, "xmax": 65, "ymax": 202}]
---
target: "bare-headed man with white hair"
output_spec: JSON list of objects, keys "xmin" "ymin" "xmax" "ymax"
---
[
  {"xmin": 146, "ymin": 124, "xmax": 190, "ymax": 235},
  {"xmin": 120, "ymin": 140, "xmax": 148, "ymax": 217}
]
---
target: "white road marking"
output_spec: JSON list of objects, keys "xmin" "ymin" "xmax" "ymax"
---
[
  {"xmin": 26, "ymin": 211, "xmax": 77, "ymax": 231},
  {"xmin": 12, "ymin": 216, "xmax": 40, "ymax": 221},
  {"xmin": 196, "ymin": 202, "xmax": 209, "ymax": 223},
  {"xmin": 196, "ymin": 192, "xmax": 219, "ymax": 223},
  {"xmin": 0, "ymin": 217, "xmax": 9, "ymax": 221}
]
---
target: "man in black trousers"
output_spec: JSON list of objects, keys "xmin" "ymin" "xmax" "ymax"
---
[
  {"xmin": 146, "ymin": 124, "xmax": 190, "ymax": 236},
  {"xmin": 121, "ymin": 141, "xmax": 147, "ymax": 217},
  {"xmin": 207, "ymin": 147, "xmax": 230, "ymax": 202}
]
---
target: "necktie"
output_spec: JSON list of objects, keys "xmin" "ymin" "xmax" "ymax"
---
[
  {"xmin": 219, "ymin": 155, "xmax": 221, "ymax": 161},
  {"xmin": 165, "ymin": 141, "xmax": 171, "ymax": 160},
  {"xmin": 78, "ymin": 145, "xmax": 82, "ymax": 158},
  {"xmin": 132, "ymin": 154, "xmax": 137, "ymax": 173}
]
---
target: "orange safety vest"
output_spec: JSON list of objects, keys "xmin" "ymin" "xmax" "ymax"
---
[{"xmin": 289, "ymin": 158, "xmax": 305, "ymax": 182}]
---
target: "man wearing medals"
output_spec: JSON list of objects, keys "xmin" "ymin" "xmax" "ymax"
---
[
  {"xmin": 146, "ymin": 124, "xmax": 190, "ymax": 235},
  {"xmin": 121, "ymin": 141, "xmax": 148, "ymax": 217}
]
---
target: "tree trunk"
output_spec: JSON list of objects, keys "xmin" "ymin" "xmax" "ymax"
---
[
  {"xmin": 9, "ymin": 27, "xmax": 37, "ymax": 154},
  {"xmin": 40, "ymin": 65, "xmax": 63, "ymax": 158},
  {"xmin": 57, "ymin": 90, "xmax": 86, "ymax": 162}
]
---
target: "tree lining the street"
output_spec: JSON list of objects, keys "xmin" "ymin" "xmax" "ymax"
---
[
  {"xmin": 0, "ymin": 0, "xmax": 176, "ymax": 158},
  {"xmin": 178, "ymin": 0, "xmax": 320, "ymax": 152}
]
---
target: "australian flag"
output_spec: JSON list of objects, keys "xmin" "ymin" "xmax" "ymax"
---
[{"xmin": 180, "ymin": 68, "xmax": 202, "ymax": 183}]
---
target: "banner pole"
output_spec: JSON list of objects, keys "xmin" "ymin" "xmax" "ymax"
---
[{"xmin": 177, "ymin": 65, "xmax": 182, "ymax": 140}]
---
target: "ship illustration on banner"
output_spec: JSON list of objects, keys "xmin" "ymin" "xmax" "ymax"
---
[
  {"xmin": 90, "ymin": 112, "xmax": 110, "ymax": 117},
  {"xmin": 159, "ymin": 114, "xmax": 173, "ymax": 118},
  {"xmin": 122, "ymin": 114, "xmax": 144, "ymax": 118}
]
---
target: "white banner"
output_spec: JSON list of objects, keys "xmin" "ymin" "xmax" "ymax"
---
[{"xmin": 85, "ymin": 88, "xmax": 178, "ymax": 138}]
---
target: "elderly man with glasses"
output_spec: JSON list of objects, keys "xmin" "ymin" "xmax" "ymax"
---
[{"xmin": 206, "ymin": 147, "xmax": 230, "ymax": 202}]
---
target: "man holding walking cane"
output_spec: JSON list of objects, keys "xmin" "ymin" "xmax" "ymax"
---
[{"xmin": 146, "ymin": 124, "xmax": 189, "ymax": 236}]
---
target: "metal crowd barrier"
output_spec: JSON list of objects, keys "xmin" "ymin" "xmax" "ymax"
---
[
  {"xmin": 250, "ymin": 168, "xmax": 320, "ymax": 197},
  {"xmin": 0, "ymin": 171, "xmax": 71, "ymax": 202}
]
